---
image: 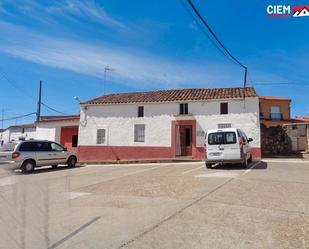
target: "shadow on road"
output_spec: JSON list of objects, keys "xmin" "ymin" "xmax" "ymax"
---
[{"xmin": 13, "ymin": 165, "xmax": 84, "ymax": 175}]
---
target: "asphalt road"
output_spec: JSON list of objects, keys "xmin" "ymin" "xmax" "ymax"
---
[{"xmin": 0, "ymin": 159, "xmax": 308, "ymax": 249}]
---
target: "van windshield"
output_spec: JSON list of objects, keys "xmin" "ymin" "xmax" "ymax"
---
[{"xmin": 208, "ymin": 132, "xmax": 237, "ymax": 145}]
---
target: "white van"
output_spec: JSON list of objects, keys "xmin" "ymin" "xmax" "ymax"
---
[{"xmin": 205, "ymin": 128, "xmax": 253, "ymax": 168}]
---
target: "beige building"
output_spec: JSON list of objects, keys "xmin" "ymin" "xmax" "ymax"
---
[{"xmin": 259, "ymin": 96, "xmax": 291, "ymax": 127}]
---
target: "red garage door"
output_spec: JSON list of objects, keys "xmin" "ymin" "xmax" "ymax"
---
[{"xmin": 60, "ymin": 126, "xmax": 79, "ymax": 153}]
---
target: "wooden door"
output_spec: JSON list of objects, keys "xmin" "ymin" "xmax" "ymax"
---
[{"xmin": 179, "ymin": 125, "xmax": 192, "ymax": 156}]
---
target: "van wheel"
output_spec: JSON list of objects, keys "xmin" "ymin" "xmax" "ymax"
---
[
  {"xmin": 242, "ymin": 158, "xmax": 248, "ymax": 169},
  {"xmin": 67, "ymin": 156, "xmax": 77, "ymax": 168},
  {"xmin": 206, "ymin": 163, "xmax": 212, "ymax": 169},
  {"xmin": 21, "ymin": 160, "xmax": 35, "ymax": 174}
]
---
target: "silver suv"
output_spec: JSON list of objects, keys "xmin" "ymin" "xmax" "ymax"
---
[{"xmin": 0, "ymin": 140, "xmax": 78, "ymax": 173}]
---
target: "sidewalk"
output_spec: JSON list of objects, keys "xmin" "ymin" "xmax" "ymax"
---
[
  {"xmin": 79, "ymin": 157, "xmax": 203, "ymax": 166},
  {"xmin": 263, "ymin": 153, "xmax": 309, "ymax": 160}
]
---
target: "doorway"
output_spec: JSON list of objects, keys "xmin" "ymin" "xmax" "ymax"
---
[
  {"xmin": 60, "ymin": 126, "xmax": 79, "ymax": 153},
  {"xmin": 178, "ymin": 125, "xmax": 192, "ymax": 156}
]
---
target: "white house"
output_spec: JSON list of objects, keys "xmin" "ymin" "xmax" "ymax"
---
[
  {"xmin": 0, "ymin": 123, "xmax": 37, "ymax": 144},
  {"xmin": 36, "ymin": 115, "xmax": 80, "ymax": 153},
  {"xmin": 0, "ymin": 116, "xmax": 80, "ymax": 153},
  {"xmin": 78, "ymin": 87, "xmax": 261, "ymax": 162}
]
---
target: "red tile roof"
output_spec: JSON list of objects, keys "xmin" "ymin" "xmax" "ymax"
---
[
  {"xmin": 292, "ymin": 116, "xmax": 309, "ymax": 122},
  {"xmin": 259, "ymin": 96, "xmax": 291, "ymax": 102},
  {"xmin": 83, "ymin": 87, "xmax": 257, "ymax": 105},
  {"xmin": 7, "ymin": 123, "xmax": 36, "ymax": 129},
  {"xmin": 38, "ymin": 115, "xmax": 80, "ymax": 123}
]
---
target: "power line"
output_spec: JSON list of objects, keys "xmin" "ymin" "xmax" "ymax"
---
[
  {"xmin": 0, "ymin": 69, "xmax": 71, "ymax": 116},
  {"xmin": 183, "ymin": 0, "xmax": 248, "ymax": 88},
  {"xmin": 0, "ymin": 112, "xmax": 36, "ymax": 122},
  {"xmin": 250, "ymin": 82, "xmax": 309, "ymax": 87},
  {"xmin": 179, "ymin": 0, "xmax": 239, "ymax": 67},
  {"xmin": 0, "ymin": 68, "xmax": 37, "ymax": 103},
  {"xmin": 185, "ymin": 0, "xmax": 247, "ymax": 70},
  {"xmin": 41, "ymin": 102, "xmax": 69, "ymax": 116}
]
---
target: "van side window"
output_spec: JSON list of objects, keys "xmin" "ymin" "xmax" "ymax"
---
[
  {"xmin": 36, "ymin": 142, "xmax": 51, "ymax": 151},
  {"xmin": 19, "ymin": 142, "xmax": 37, "ymax": 152},
  {"xmin": 237, "ymin": 130, "xmax": 246, "ymax": 144}
]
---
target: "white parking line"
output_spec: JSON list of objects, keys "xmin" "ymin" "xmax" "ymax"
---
[
  {"xmin": 182, "ymin": 166, "xmax": 204, "ymax": 175},
  {"xmin": 63, "ymin": 192, "xmax": 91, "ymax": 200},
  {"xmin": 263, "ymin": 159, "xmax": 309, "ymax": 164},
  {"xmin": 243, "ymin": 161, "xmax": 262, "ymax": 175}
]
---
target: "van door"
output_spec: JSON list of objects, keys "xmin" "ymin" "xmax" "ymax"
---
[
  {"xmin": 207, "ymin": 132, "xmax": 225, "ymax": 160},
  {"xmin": 238, "ymin": 130, "xmax": 250, "ymax": 160},
  {"xmin": 35, "ymin": 141, "xmax": 55, "ymax": 166},
  {"xmin": 50, "ymin": 142, "xmax": 68, "ymax": 165},
  {"xmin": 222, "ymin": 131, "xmax": 240, "ymax": 160}
]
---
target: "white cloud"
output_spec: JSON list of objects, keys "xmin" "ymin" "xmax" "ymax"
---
[
  {"xmin": 0, "ymin": 22, "xmax": 243, "ymax": 89},
  {"xmin": 1, "ymin": 0, "xmax": 126, "ymax": 30},
  {"xmin": 46, "ymin": 0, "xmax": 126, "ymax": 29}
]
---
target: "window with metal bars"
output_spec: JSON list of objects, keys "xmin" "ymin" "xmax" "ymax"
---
[
  {"xmin": 134, "ymin": 124, "xmax": 145, "ymax": 142},
  {"xmin": 97, "ymin": 129, "xmax": 106, "ymax": 144}
]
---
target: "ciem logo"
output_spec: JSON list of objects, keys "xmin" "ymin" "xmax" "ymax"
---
[
  {"xmin": 267, "ymin": 5, "xmax": 290, "ymax": 17},
  {"xmin": 267, "ymin": 4, "xmax": 309, "ymax": 18}
]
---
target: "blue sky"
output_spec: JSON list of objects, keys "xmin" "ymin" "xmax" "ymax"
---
[{"xmin": 0, "ymin": 0, "xmax": 308, "ymax": 127}]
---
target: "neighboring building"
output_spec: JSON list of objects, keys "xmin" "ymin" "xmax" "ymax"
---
[
  {"xmin": 78, "ymin": 87, "xmax": 261, "ymax": 162},
  {"xmin": 36, "ymin": 115, "xmax": 80, "ymax": 153},
  {"xmin": 283, "ymin": 121, "xmax": 309, "ymax": 152},
  {"xmin": 259, "ymin": 96, "xmax": 291, "ymax": 127},
  {"xmin": 1, "ymin": 123, "xmax": 36, "ymax": 143}
]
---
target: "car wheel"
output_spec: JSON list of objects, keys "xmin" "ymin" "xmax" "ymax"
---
[
  {"xmin": 242, "ymin": 158, "xmax": 248, "ymax": 169},
  {"xmin": 206, "ymin": 163, "xmax": 212, "ymax": 169},
  {"xmin": 52, "ymin": 165, "xmax": 58, "ymax": 169},
  {"xmin": 67, "ymin": 156, "xmax": 77, "ymax": 168},
  {"xmin": 21, "ymin": 160, "xmax": 35, "ymax": 174}
]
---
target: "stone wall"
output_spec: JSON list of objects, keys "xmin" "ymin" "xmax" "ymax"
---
[{"xmin": 261, "ymin": 124, "xmax": 292, "ymax": 154}]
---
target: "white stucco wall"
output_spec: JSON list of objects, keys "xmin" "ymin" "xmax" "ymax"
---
[
  {"xmin": 7, "ymin": 127, "xmax": 37, "ymax": 142},
  {"xmin": 79, "ymin": 97, "xmax": 260, "ymax": 148},
  {"xmin": 36, "ymin": 120, "xmax": 79, "ymax": 143}
]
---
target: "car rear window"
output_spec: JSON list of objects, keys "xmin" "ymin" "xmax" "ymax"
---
[
  {"xmin": 208, "ymin": 132, "xmax": 237, "ymax": 145},
  {"xmin": 0, "ymin": 143, "xmax": 17, "ymax": 151}
]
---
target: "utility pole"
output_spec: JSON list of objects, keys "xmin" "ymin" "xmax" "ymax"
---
[
  {"xmin": 103, "ymin": 66, "xmax": 115, "ymax": 95},
  {"xmin": 1, "ymin": 109, "xmax": 3, "ymax": 130},
  {"xmin": 1, "ymin": 109, "xmax": 3, "ymax": 144},
  {"xmin": 36, "ymin": 80, "xmax": 42, "ymax": 122}
]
